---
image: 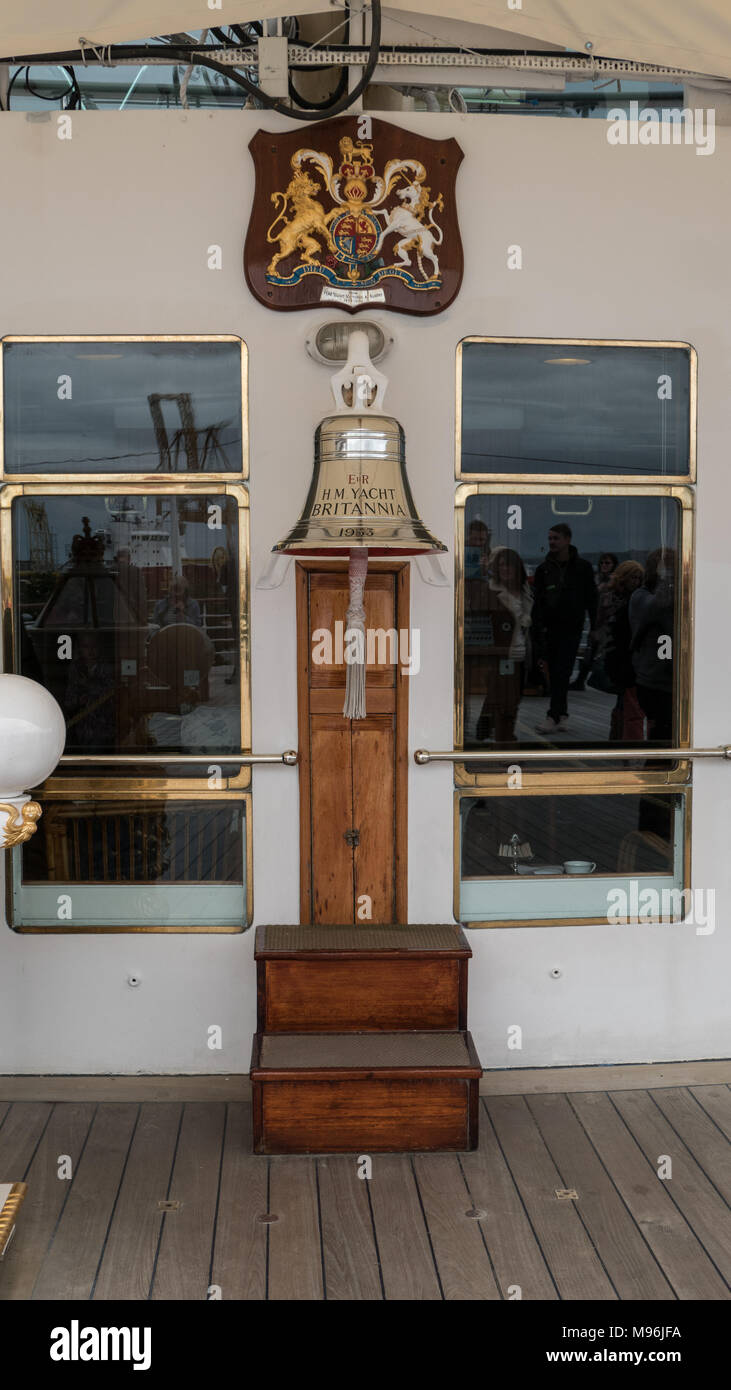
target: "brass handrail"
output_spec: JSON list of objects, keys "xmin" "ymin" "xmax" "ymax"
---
[
  {"xmin": 59, "ymin": 750, "xmax": 299, "ymax": 766},
  {"xmin": 415, "ymin": 746, "xmax": 731, "ymax": 764}
]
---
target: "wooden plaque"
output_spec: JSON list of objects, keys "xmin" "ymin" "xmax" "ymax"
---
[{"xmin": 244, "ymin": 116, "xmax": 463, "ymax": 315}]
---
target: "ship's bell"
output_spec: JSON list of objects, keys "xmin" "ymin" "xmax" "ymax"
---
[
  {"xmin": 271, "ymin": 328, "xmax": 446, "ymax": 718},
  {"xmin": 272, "ymin": 412, "xmax": 447, "ymax": 557}
]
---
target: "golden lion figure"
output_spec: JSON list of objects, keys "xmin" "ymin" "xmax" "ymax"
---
[{"xmin": 266, "ymin": 171, "xmax": 339, "ymax": 275}]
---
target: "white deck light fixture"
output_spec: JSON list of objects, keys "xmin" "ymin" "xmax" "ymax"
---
[{"xmin": 0, "ymin": 675, "xmax": 65, "ymax": 848}]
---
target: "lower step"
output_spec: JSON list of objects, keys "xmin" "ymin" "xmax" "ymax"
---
[{"xmin": 250, "ymin": 1031, "xmax": 481, "ymax": 1154}]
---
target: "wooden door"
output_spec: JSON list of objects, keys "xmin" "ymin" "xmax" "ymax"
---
[{"xmin": 296, "ymin": 561, "xmax": 409, "ymax": 924}]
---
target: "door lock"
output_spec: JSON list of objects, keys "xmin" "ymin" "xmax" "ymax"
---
[{"xmin": 343, "ymin": 828, "xmax": 360, "ymax": 848}]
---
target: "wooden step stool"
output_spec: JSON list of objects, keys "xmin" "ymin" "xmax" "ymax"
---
[{"xmin": 251, "ymin": 924, "xmax": 481, "ymax": 1154}]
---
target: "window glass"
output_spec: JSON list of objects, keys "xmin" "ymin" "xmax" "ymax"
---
[
  {"xmin": 462, "ymin": 491, "xmax": 682, "ymax": 756},
  {"xmin": 13, "ymin": 493, "xmax": 241, "ymax": 760},
  {"xmin": 3, "ymin": 340, "xmax": 244, "ymax": 474},
  {"xmin": 12, "ymin": 798, "xmax": 249, "ymax": 929},
  {"xmin": 458, "ymin": 791, "xmax": 686, "ymax": 925},
  {"xmin": 460, "ymin": 342, "xmax": 691, "ymax": 478}
]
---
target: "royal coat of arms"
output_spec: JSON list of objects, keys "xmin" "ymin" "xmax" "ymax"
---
[{"xmin": 244, "ymin": 117, "xmax": 463, "ymax": 315}]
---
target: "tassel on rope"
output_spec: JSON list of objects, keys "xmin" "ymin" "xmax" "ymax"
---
[{"xmin": 343, "ymin": 547, "xmax": 368, "ymax": 719}]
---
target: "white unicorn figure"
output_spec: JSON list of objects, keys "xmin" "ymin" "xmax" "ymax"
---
[{"xmin": 372, "ymin": 182, "xmax": 444, "ymax": 281}]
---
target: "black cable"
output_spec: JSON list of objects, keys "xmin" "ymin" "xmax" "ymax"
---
[
  {"xmin": 288, "ymin": 0, "xmax": 349, "ymax": 108},
  {"xmin": 288, "ymin": 68, "xmax": 348, "ymax": 109},
  {"xmin": 6, "ymin": 65, "xmax": 27, "ymax": 109},
  {"xmin": 24, "ymin": 66, "xmax": 70, "ymax": 100},
  {"xmin": 231, "ymin": 23, "xmax": 261, "ymax": 43},
  {"xmin": 1, "ymin": 3, "xmax": 382, "ymax": 121},
  {"xmin": 6, "ymin": 62, "xmax": 81, "ymax": 109}
]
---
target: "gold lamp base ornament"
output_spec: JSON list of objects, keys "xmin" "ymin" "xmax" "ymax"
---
[{"xmin": 0, "ymin": 797, "xmax": 43, "ymax": 847}]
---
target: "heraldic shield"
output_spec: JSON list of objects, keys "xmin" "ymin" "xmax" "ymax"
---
[{"xmin": 244, "ymin": 116, "xmax": 463, "ymax": 315}]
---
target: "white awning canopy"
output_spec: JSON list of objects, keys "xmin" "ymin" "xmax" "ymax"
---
[{"xmin": 1, "ymin": 2, "xmax": 731, "ymax": 80}]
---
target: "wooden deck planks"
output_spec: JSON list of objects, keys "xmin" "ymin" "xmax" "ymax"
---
[
  {"xmin": 690, "ymin": 1084, "xmax": 731, "ymax": 1142},
  {"xmin": 485, "ymin": 1094, "xmax": 617, "ymax": 1300},
  {"xmin": 527, "ymin": 1092, "xmax": 674, "ymax": 1300},
  {"xmin": 32, "ymin": 1103, "xmax": 139, "ymax": 1301},
  {"xmin": 610, "ymin": 1089, "xmax": 731, "ymax": 1286},
  {"xmin": 460, "ymin": 1100, "xmax": 558, "ymax": 1300},
  {"xmin": 209, "ymin": 1104, "xmax": 267, "ymax": 1301},
  {"xmin": 368, "ymin": 1154, "xmax": 442, "ymax": 1300},
  {"xmin": 2, "ymin": 1090, "xmax": 729, "ymax": 1301},
  {"xmin": 150, "ymin": 1102, "xmax": 226, "ymax": 1301},
  {"xmin": 0, "ymin": 1102, "xmax": 54, "ymax": 1180},
  {"xmin": 651, "ymin": 1088, "xmax": 731, "ymax": 1205},
  {"xmin": 0, "ymin": 1103, "xmax": 94, "ymax": 1301},
  {"xmin": 571, "ymin": 1091, "xmax": 729, "ymax": 1300},
  {"xmin": 413, "ymin": 1152, "xmax": 500, "ymax": 1300},
  {"xmin": 316, "ymin": 1156, "xmax": 383, "ymax": 1301},
  {"xmin": 267, "ymin": 1157, "xmax": 324, "ymax": 1300},
  {"xmin": 93, "ymin": 1102, "xmax": 182, "ymax": 1301}
]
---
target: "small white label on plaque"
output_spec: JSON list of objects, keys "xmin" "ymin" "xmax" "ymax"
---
[
  {"xmin": 320, "ymin": 286, "xmax": 386, "ymax": 307},
  {"xmin": 183, "ymin": 669, "xmax": 200, "ymax": 687},
  {"xmin": 121, "ymin": 659, "xmax": 137, "ymax": 676}
]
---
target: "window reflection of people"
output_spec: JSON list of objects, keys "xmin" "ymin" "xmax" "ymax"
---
[
  {"xmin": 475, "ymin": 547, "xmax": 532, "ymax": 742},
  {"xmin": 532, "ymin": 523, "xmax": 597, "ymax": 735},
  {"xmin": 153, "ymin": 577, "xmax": 201, "ymax": 629},
  {"xmin": 211, "ymin": 545, "xmax": 239, "ymax": 686},
  {"xmin": 114, "ymin": 547, "xmax": 148, "ymax": 625},
  {"xmin": 465, "ymin": 519, "xmax": 491, "ymax": 577},
  {"xmin": 629, "ymin": 548, "xmax": 675, "ymax": 743},
  {"xmin": 604, "ymin": 561, "xmax": 645, "ymax": 740},
  {"xmin": 64, "ymin": 632, "xmax": 115, "ymax": 747},
  {"xmin": 570, "ymin": 552, "xmax": 618, "ymax": 691}
]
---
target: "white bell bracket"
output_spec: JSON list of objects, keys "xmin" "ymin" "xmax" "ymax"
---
[{"xmin": 329, "ymin": 329, "xmax": 388, "ymax": 414}]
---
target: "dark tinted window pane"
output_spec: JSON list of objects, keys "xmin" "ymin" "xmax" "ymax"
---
[
  {"xmin": 13, "ymin": 799, "xmax": 247, "ymax": 928},
  {"xmin": 461, "ymin": 342, "xmax": 691, "ymax": 476},
  {"xmin": 13, "ymin": 494, "xmax": 241, "ymax": 759},
  {"xmin": 22, "ymin": 800, "xmax": 244, "ymax": 884},
  {"xmin": 3, "ymin": 341, "xmax": 243, "ymax": 473},
  {"xmin": 461, "ymin": 793, "xmax": 678, "ymax": 878},
  {"xmin": 463, "ymin": 492, "xmax": 680, "ymax": 755}
]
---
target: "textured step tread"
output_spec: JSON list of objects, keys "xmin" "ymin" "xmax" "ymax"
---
[
  {"xmin": 256, "ymin": 924, "xmax": 470, "ymax": 955},
  {"xmin": 256, "ymin": 1031, "xmax": 480, "ymax": 1072}
]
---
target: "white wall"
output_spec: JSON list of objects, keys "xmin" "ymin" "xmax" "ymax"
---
[{"xmin": 0, "ymin": 109, "xmax": 729, "ymax": 1072}]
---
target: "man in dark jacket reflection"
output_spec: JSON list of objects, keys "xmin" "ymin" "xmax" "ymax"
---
[{"xmin": 532, "ymin": 523, "xmax": 597, "ymax": 734}]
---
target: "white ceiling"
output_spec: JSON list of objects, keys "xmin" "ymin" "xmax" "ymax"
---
[{"xmin": 1, "ymin": 2, "xmax": 730, "ymax": 80}]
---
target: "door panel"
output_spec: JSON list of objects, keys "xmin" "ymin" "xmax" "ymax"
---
[
  {"xmin": 297, "ymin": 562, "xmax": 408, "ymax": 925},
  {"xmin": 310, "ymin": 717, "xmax": 354, "ymax": 924},
  {"xmin": 352, "ymin": 714, "xmax": 395, "ymax": 925},
  {"xmin": 309, "ymin": 570, "xmax": 396, "ymax": 687}
]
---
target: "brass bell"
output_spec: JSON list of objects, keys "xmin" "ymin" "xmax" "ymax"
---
[
  {"xmin": 272, "ymin": 412, "xmax": 447, "ymax": 557},
  {"xmin": 271, "ymin": 329, "xmax": 446, "ymax": 718}
]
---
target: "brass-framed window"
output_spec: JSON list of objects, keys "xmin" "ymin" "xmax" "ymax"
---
[
  {"xmin": 1, "ymin": 482, "xmax": 251, "ymax": 793},
  {"xmin": 456, "ymin": 337, "xmax": 696, "ymax": 484},
  {"xmin": 454, "ymin": 482, "xmax": 693, "ymax": 789},
  {"xmin": 1, "ymin": 334, "xmax": 252, "ymax": 933},
  {"xmin": 1, "ymin": 479, "xmax": 252, "ymax": 932},
  {"xmin": 454, "ymin": 785, "xmax": 691, "ymax": 929},
  {"xmin": 6, "ymin": 786, "xmax": 253, "ymax": 933},
  {"xmin": 0, "ymin": 335, "xmax": 248, "ymax": 483}
]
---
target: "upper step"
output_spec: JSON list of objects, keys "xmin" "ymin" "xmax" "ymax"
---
[
  {"xmin": 256, "ymin": 924, "xmax": 471, "ymax": 1033},
  {"xmin": 255, "ymin": 924, "xmax": 471, "ymax": 957}
]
